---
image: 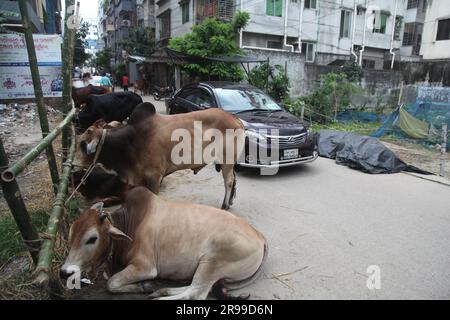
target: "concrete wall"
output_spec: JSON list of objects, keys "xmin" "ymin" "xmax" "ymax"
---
[
  {"xmin": 420, "ymin": 0, "xmax": 450, "ymax": 60},
  {"xmin": 244, "ymin": 48, "xmax": 403, "ymax": 104}
]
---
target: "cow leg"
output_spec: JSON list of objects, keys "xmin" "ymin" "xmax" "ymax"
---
[
  {"xmin": 148, "ymin": 286, "xmax": 190, "ymax": 298},
  {"xmin": 107, "ymin": 264, "xmax": 157, "ymax": 294},
  {"xmin": 155, "ymin": 260, "xmax": 222, "ymax": 300},
  {"xmin": 220, "ymin": 164, "xmax": 236, "ymax": 210}
]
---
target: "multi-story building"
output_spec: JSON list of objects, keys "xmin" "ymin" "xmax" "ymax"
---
[
  {"xmin": 1, "ymin": 0, "xmax": 62, "ymax": 34},
  {"xmin": 400, "ymin": 0, "xmax": 427, "ymax": 61},
  {"xmin": 137, "ymin": 0, "xmax": 156, "ymax": 28},
  {"xmin": 99, "ymin": 0, "xmax": 137, "ymax": 62},
  {"xmin": 85, "ymin": 25, "xmax": 100, "ymax": 57},
  {"xmin": 419, "ymin": 0, "xmax": 450, "ymax": 61},
  {"xmin": 155, "ymin": 0, "xmax": 407, "ymax": 70}
]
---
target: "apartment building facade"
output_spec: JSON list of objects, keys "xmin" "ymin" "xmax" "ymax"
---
[
  {"xmin": 419, "ymin": 0, "xmax": 450, "ymax": 61},
  {"xmin": 99, "ymin": 0, "xmax": 138, "ymax": 62},
  {"xmin": 153, "ymin": 0, "xmax": 412, "ymax": 69},
  {"xmin": 1, "ymin": 0, "xmax": 62, "ymax": 34}
]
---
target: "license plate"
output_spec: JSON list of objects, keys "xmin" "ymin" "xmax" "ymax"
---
[{"xmin": 283, "ymin": 149, "xmax": 299, "ymax": 159}]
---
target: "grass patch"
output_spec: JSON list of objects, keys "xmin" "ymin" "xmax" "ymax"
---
[
  {"xmin": 312, "ymin": 121, "xmax": 381, "ymax": 136},
  {"xmin": 0, "ymin": 209, "xmax": 49, "ymax": 264},
  {"xmin": 0, "ymin": 199, "xmax": 82, "ymax": 265}
]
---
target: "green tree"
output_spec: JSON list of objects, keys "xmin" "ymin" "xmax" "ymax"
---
[
  {"xmin": 73, "ymin": 20, "xmax": 91, "ymax": 66},
  {"xmin": 93, "ymin": 48, "xmax": 112, "ymax": 73},
  {"xmin": 168, "ymin": 11, "xmax": 250, "ymax": 81},
  {"xmin": 120, "ymin": 26, "xmax": 156, "ymax": 57},
  {"xmin": 341, "ymin": 61, "xmax": 364, "ymax": 83},
  {"xmin": 248, "ymin": 63, "xmax": 290, "ymax": 102}
]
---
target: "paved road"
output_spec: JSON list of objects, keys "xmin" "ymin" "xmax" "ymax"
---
[{"xmin": 144, "ymin": 96, "xmax": 450, "ymax": 299}]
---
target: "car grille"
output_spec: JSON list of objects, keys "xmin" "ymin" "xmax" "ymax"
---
[{"xmin": 267, "ymin": 133, "xmax": 307, "ymax": 148}]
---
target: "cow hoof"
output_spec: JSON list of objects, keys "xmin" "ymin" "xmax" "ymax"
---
[
  {"xmin": 141, "ymin": 281, "xmax": 155, "ymax": 293},
  {"xmin": 221, "ymin": 203, "xmax": 230, "ymax": 210}
]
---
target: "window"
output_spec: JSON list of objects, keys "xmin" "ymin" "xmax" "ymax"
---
[
  {"xmin": 407, "ymin": 0, "xmax": 418, "ymax": 9},
  {"xmin": 181, "ymin": 89, "xmax": 214, "ymax": 107},
  {"xmin": 301, "ymin": 42, "xmax": 315, "ymax": 62},
  {"xmin": 340, "ymin": 10, "xmax": 352, "ymax": 38},
  {"xmin": 158, "ymin": 10, "xmax": 171, "ymax": 39},
  {"xmin": 403, "ymin": 22, "xmax": 415, "ymax": 45},
  {"xmin": 305, "ymin": 0, "xmax": 317, "ymax": 9},
  {"xmin": 362, "ymin": 59, "xmax": 375, "ymax": 69},
  {"xmin": 266, "ymin": 0, "xmax": 282, "ymax": 17},
  {"xmin": 357, "ymin": 6, "xmax": 366, "ymax": 15},
  {"xmin": 291, "ymin": 0, "xmax": 298, "ymax": 3},
  {"xmin": 394, "ymin": 16, "xmax": 402, "ymax": 40},
  {"xmin": 181, "ymin": 1, "xmax": 190, "ymax": 24},
  {"xmin": 267, "ymin": 40, "xmax": 283, "ymax": 49},
  {"xmin": 373, "ymin": 12, "xmax": 388, "ymax": 34},
  {"xmin": 436, "ymin": 19, "xmax": 450, "ymax": 41}
]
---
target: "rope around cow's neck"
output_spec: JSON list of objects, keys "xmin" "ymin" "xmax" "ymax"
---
[{"xmin": 65, "ymin": 129, "xmax": 107, "ymax": 206}]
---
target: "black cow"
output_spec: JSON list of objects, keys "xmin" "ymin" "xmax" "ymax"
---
[
  {"xmin": 76, "ymin": 92, "xmax": 143, "ymax": 133},
  {"xmin": 72, "ymin": 165, "xmax": 132, "ymax": 207}
]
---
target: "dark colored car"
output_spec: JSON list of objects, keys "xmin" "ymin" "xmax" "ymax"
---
[{"xmin": 166, "ymin": 82, "xmax": 318, "ymax": 168}]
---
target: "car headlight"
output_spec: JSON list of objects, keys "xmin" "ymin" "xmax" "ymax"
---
[
  {"xmin": 245, "ymin": 130, "xmax": 267, "ymax": 143},
  {"xmin": 306, "ymin": 127, "xmax": 313, "ymax": 136}
]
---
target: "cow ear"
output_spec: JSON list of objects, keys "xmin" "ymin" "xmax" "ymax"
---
[
  {"xmin": 108, "ymin": 226, "xmax": 132, "ymax": 242},
  {"xmin": 91, "ymin": 201, "xmax": 104, "ymax": 212}
]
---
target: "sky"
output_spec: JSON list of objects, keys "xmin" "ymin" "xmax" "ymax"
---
[{"xmin": 72, "ymin": 0, "xmax": 99, "ymax": 26}]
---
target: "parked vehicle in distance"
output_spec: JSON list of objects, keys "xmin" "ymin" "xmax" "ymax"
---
[
  {"xmin": 152, "ymin": 85, "xmax": 175, "ymax": 101},
  {"xmin": 166, "ymin": 82, "xmax": 318, "ymax": 168}
]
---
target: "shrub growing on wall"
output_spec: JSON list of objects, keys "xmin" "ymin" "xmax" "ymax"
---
[
  {"xmin": 248, "ymin": 63, "xmax": 290, "ymax": 102},
  {"xmin": 290, "ymin": 72, "xmax": 361, "ymax": 123}
]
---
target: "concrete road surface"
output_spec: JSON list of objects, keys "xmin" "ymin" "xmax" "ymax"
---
[{"xmin": 148, "ymin": 96, "xmax": 450, "ymax": 299}]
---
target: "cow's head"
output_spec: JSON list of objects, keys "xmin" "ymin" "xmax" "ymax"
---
[
  {"xmin": 78, "ymin": 125, "xmax": 103, "ymax": 157},
  {"xmin": 60, "ymin": 202, "xmax": 131, "ymax": 279}
]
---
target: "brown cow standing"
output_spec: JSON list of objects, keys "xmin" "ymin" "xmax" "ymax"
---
[
  {"xmin": 72, "ymin": 85, "xmax": 108, "ymax": 109},
  {"xmin": 60, "ymin": 187, "xmax": 268, "ymax": 299},
  {"xmin": 76, "ymin": 102, "xmax": 245, "ymax": 209}
]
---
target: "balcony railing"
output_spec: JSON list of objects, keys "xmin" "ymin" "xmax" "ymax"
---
[{"xmin": 195, "ymin": 0, "xmax": 234, "ymax": 23}]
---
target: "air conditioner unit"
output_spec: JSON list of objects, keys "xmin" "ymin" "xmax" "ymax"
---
[{"xmin": 122, "ymin": 20, "xmax": 131, "ymax": 27}]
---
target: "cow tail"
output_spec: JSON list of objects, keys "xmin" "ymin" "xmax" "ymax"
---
[{"xmin": 222, "ymin": 237, "xmax": 268, "ymax": 291}]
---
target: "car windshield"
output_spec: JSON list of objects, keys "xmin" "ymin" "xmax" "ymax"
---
[{"xmin": 215, "ymin": 88, "xmax": 282, "ymax": 113}]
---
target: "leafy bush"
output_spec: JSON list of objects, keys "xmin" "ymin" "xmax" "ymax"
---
[
  {"xmin": 289, "ymin": 72, "xmax": 362, "ymax": 123},
  {"xmin": 248, "ymin": 63, "xmax": 290, "ymax": 102}
]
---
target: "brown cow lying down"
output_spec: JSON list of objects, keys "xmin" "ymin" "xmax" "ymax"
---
[
  {"xmin": 76, "ymin": 102, "xmax": 245, "ymax": 209},
  {"xmin": 60, "ymin": 187, "xmax": 268, "ymax": 300}
]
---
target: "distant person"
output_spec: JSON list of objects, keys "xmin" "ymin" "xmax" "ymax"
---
[
  {"xmin": 122, "ymin": 74, "xmax": 129, "ymax": 92},
  {"xmin": 82, "ymin": 72, "xmax": 92, "ymax": 86},
  {"xmin": 100, "ymin": 72, "xmax": 113, "ymax": 93}
]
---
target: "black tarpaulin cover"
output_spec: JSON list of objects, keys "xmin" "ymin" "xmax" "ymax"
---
[{"xmin": 318, "ymin": 130, "xmax": 431, "ymax": 174}]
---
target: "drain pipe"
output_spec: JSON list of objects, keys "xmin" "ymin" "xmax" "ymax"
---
[
  {"xmin": 390, "ymin": 0, "xmax": 399, "ymax": 69},
  {"xmin": 284, "ymin": 0, "xmax": 294, "ymax": 52},
  {"xmin": 298, "ymin": 0, "xmax": 304, "ymax": 52},
  {"xmin": 350, "ymin": 0, "xmax": 358, "ymax": 61},
  {"xmin": 239, "ymin": 0, "xmax": 243, "ymax": 48},
  {"xmin": 359, "ymin": 0, "xmax": 368, "ymax": 66}
]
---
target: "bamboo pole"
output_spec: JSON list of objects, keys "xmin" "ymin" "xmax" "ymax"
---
[
  {"xmin": 18, "ymin": 0, "xmax": 60, "ymax": 191},
  {"xmin": 1, "ymin": 108, "xmax": 76, "ymax": 182},
  {"xmin": 0, "ymin": 138, "xmax": 40, "ymax": 265},
  {"xmin": 34, "ymin": 126, "xmax": 76, "ymax": 288},
  {"xmin": 61, "ymin": 0, "xmax": 76, "ymax": 164}
]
